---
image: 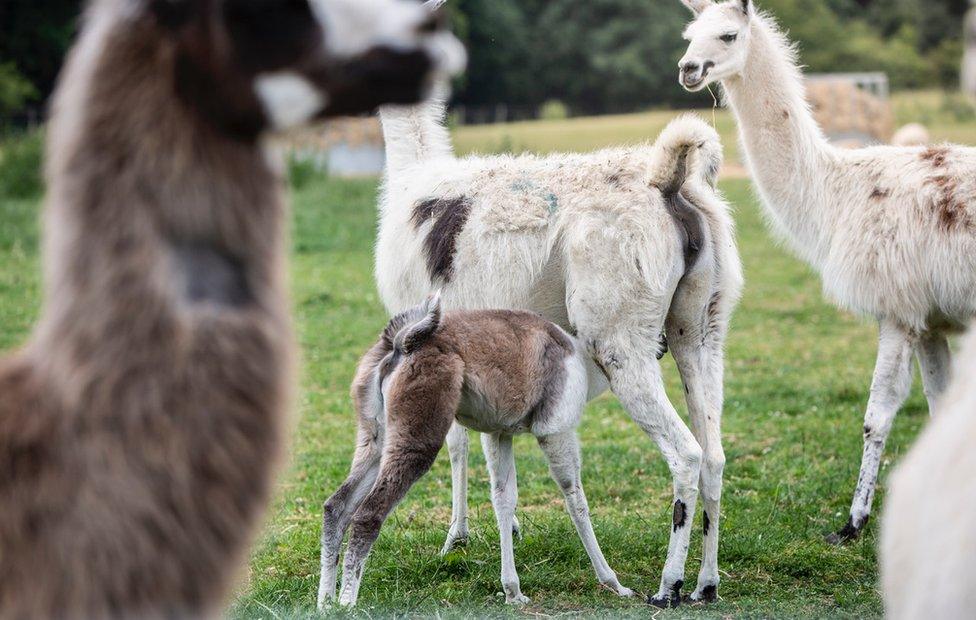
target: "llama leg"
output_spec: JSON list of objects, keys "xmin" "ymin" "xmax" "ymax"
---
[
  {"xmin": 483, "ymin": 433, "xmax": 527, "ymax": 605},
  {"xmin": 537, "ymin": 430, "xmax": 635, "ymax": 597},
  {"xmin": 668, "ymin": 306, "xmax": 728, "ymax": 603},
  {"xmin": 441, "ymin": 422, "xmax": 470, "ymax": 555},
  {"xmin": 338, "ymin": 429, "xmax": 449, "ymax": 606},
  {"xmin": 827, "ymin": 319, "xmax": 916, "ymax": 545},
  {"xmin": 593, "ymin": 336, "xmax": 702, "ymax": 608},
  {"xmin": 481, "ymin": 431, "xmax": 522, "ymax": 540},
  {"xmin": 917, "ymin": 332, "xmax": 952, "ymax": 413},
  {"xmin": 318, "ymin": 433, "xmax": 383, "ymax": 609}
]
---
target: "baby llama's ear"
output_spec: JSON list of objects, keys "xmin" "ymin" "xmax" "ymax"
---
[{"xmin": 680, "ymin": 0, "xmax": 713, "ymax": 15}]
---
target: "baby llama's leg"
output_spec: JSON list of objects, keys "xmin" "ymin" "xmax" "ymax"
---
[
  {"xmin": 318, "ymin": 427, "xmax": 383, "ymax": 609},
  {"xmin": 483, "ymin": 433, "xmax": 527, "ymax": 605},
  {"xmin": 441, "ymin": 422, "xmax": 470, "ymax": 555}
]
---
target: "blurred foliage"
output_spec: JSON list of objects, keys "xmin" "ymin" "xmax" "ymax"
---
[
  {"xmin": 0, "ymin": 130, "xmax": 44, "ymax": 199},
  {"xmin": 0, "ymin": 0, "xmax": 970, "ymax": 119},
  {"xmin": 0, "ymin": 63, "xmax": 37, "ymax": 120}
]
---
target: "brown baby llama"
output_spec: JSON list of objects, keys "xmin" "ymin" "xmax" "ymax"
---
[
  {"xmin": 318, "ymin": 294, "xmax": 636, "ymax": 607},
  {"xmin": 0, "ymin": 0, "xmax": 463, "ymax": 617}
]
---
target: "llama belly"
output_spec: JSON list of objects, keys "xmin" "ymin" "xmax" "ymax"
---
[{"xmin": 455, "ymin": 386, "xmax": 532, "ymax": 435}]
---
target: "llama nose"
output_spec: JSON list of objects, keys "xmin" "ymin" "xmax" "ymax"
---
[{"xmin": 681, "ymin": 61, "xmax": 701, "ymax": 76}]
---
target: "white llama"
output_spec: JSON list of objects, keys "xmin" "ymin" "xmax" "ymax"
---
[
  {"xmin": 677, "ymin": 0, "xmax": 976, "ymax": 543},
  {"xmin": 881, "ymin": 325, "xmax": 976, "ymax": 619},
  {"xmin": 342, "ymin": 98, "xmax": 743, "ymax": 605}
]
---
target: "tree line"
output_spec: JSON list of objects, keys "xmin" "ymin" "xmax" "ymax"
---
[{"xmin": 0, "ymin": 0, "xmax": 970, "ymax": 124}]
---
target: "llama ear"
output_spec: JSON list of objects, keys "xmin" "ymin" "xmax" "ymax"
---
[
  {"xmin": 680, "ymin": 0, "xmax": 713, "ymax": 15},
  {"xmin": 740, "ymin": 0, "xmax": 754, "ymax": 16}
]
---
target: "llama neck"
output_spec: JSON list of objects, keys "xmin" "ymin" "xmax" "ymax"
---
[
  {"xmin": 34, "ymin": 21, "xmax": 288, "ymax": 380},
  {"xmin": 722, "ymin": 15, "xmax": 836, "ymax": 267},
  {"xmin": 379, "ymin": 97, "xmax": 454, "ymax": 180}
]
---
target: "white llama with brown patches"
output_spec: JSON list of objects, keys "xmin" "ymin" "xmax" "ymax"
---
[
  {"xmin": 677, "ymin": 0, "xmax": 976, "ymax": 544},
  {"xmin": 0, "ymin": 0, "xmax": 462, "ymax": 616},
  {"xmin": 881, "ymin": 325, "xmax": 976, "ymax": 619},
  {"xmin": 337, "ymin": 97, "xmax": 743, "ymax": 606},
  {"xmin": 319, "ymin": 294, "xmax": 635, "ymax": 607}
]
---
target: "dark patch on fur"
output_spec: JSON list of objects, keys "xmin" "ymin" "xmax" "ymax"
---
[
  {"xmin": 921, "ymin": 146, "xmax": 950, "ymax": 168},
  {"xmin": 782, "ymin": 109, "xmax": 790, "ymax": 119},
  {"xmin": 825, "ymin": 516, "xmax": 864, "ymax": 545},
  {"xmin": 648, "ymin": 579, "xmax": 684, "ymax": 608},
  {"xmin": 173, "ymin": 243, "xmax": 251, "ymax": 307},
  {"xmin": 698, "ymin": 584, "xmax": 718, "ymax": 603},
  {"xmin": 315, "ymin": 47, "xmax": 434, "ymax": 118},
  {"xmin": 606, "ymin": 173, "xmax": 623, "ymax": 187},
  {"xmin": 702, "ymin": 510, "xmax": 710, "ymax": 536},
  {"xmin": 657, "ymin": 333, "xmax": 669, "ymax": 360},
  {"xmin": 925, "ymin": 175, "xmax": 972, "ymax": 232},
  {"xmin": 593, "ymin": 357, "xmax": 612, "ymax": 382},
  {"xmin": 672, "ymin": 499, "xmax": 687, "ymax": 532},
  {"xmin": 869, "ymin": 187, "xmax": 890, "ymax": 200},
  {"xmin": 411, "ymin": 197, "xmax": 473, "ymax": 282},
  {"xmin": 665, "ymin": 192, "xmax": 705, "ymax": 271}
]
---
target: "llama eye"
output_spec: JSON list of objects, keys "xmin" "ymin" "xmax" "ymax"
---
[{"xmin": 720, "ymin": 33, "xmax": 738, "ymax": 43}]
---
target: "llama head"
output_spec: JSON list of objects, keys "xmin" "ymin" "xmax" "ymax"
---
[
  {"xmin": 677, "ymin": 0, "xmax": 753, "ymax": 92},
  {"xmin": 121, "ymin": 0, "xmax": 465, "ymax": 135}
]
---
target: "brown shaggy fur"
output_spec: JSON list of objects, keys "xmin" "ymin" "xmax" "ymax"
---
[{"xmin": 0, "ymin": 0, "xmax": 450, "ymax": 616}]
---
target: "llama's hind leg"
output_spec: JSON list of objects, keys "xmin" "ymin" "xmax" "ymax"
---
[
  {"xmin": 827, "ymin": 319, "xmax": 916, "ymax": 545},
  {"xmin": 338, "ymin": 425, "xmax": 451, "ymax": 606},
  {"xmin": 667, "ymin": 274, "xmax": 732, "ymax": 603},
  {"xmin": 536, "ymin": 431, "xmax": 634, "ymax": 597},
  {"xmin": 589, "ymin": 333, "xmax": 702, "ymax": 608},
  {"xmin": 318, "ymin": 434, "xmax": 382, "ymax": 609},
  {"xmin": 441, "ymin": 422, "xmax": 470, "ymax": 555},
  {"xmin": 917, "ymin": 331, "xmax": 951, "ymax": 412},
  {"xmin": 483, "ymin": 433, "xmax": 528, "ymax": 605}
]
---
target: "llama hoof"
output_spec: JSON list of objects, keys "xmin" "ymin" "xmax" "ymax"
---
[
  {"xmin": 647, "ymin": 580, "xmax": 683, "ymax": 608},
  {"xmin": 440, "ymin": 529, "xmax": 469, "ymax": 556},
  {"xmin": 505, "ymin": 593, "xmax": 531, "ymax": 606},
  {"xmin": 825, "ymin": 517, "xmax": 863, "ymax": 545},
  {"xmin": 686, "ymin": 584, "xmax": 718, "ymax": 604},
  {"xmin": 612, "ymin": 584, "xmax": 637, "ymax": 598}
]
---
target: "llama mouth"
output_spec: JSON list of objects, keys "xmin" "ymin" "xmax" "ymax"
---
[{"xmin": 681, "ymin": 75, "xmax": 707, "ymax": 91}]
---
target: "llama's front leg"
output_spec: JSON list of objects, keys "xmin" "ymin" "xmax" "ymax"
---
[
  {"xmin": 441, "ymin": 422, "xmax": 470, "ymax": 555},
  {"xmin": 318, "ymin": 435, "xmax": 382, "ymax": 609},
  {"xmin": 596, "ymin": 340, "xmax": 702, "ymax": 607},
  {"xmin": 483, "ymin": 433, "xmax": 528, "ymax": 605},
  {"xmin": 537, "ymin": 431, "xmax": 634, "ymax": 598},
  {"xmin": 827, "ymin": 319, "xmax": 915, "ymax": 545},
  {"xmin": 917, "ymin": 332, "xmax": 951, "ymax": 412}
]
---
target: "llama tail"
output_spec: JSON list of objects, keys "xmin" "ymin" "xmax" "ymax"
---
[
  {"xmin": 648, "ymin": 114, "xmax": 723, "ymax": 194},
  {"xmin": 382, "ymin": 292, "xmax": 443, "ymax": 354},
  {"xmin": 379, "ymin": 0, "xmax": 459, "ymax": 176}
]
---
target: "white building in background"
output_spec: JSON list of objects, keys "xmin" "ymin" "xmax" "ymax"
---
[{"xmin": 964, "ymin": 1, "xmax": 976, "ymax": 98}]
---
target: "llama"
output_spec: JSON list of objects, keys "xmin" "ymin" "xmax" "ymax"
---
[
  {"xmin": 881, "ymin": 325, "xmax": 976, "ymax": 619},
  {"xmin": 677, "ymin": 0, "xmax": 976, "ymax": 544},
  {"xmin": 357, "ymin": 98, "xmax": 743, "ymax": 605},
  {"xmin": 318, "ymin": 294, "xmax": 636, "ymax": 606},
  {"xmin": 0, "ymin": 0, "xmax": 462, "ymax": 616}
]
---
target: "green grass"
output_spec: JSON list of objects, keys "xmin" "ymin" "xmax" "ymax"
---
[{"xmin": 2, "ymin": 169, "xmax": 933, "ymax": 618}]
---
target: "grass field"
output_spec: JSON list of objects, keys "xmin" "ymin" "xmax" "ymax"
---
[{"xmin": 5, "ymin": 92, "xmax": 975, "ymax": 617}]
